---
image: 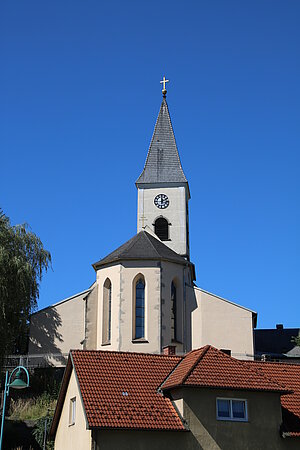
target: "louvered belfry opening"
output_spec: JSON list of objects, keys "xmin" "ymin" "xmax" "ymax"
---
[{"xmin": 154, "ymin": 217, "xmax": 169, "ymax": 241}]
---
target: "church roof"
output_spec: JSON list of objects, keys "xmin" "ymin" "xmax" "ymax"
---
[
  {"xmin": 136, "ymin": 97, "xmax": 188, "ymax": 185},
  {"xmin": 93, "ymin": 230, "xmax": 188, "ymax": 269}
]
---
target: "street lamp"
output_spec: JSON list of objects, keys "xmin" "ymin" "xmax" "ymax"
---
[{"xmin": 0, "ymin": 366, "xmax": 30, "ymax": 450}]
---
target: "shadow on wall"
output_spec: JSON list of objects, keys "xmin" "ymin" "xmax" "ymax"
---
[
  {"xmin": 28, "ymin": 307, "xmax": 66, "ymax": 366},
  {"xmin": 186, "ymin": 286, "xmax": 198, "ymax": 352}
]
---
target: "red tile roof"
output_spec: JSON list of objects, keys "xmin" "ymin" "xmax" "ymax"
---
[
  {"xmin": 71, "ymin": 350, "xmax": 185, "ymax": 431},
  {"xmin": 50, "ymin": 346, "xmax": 300, "ymax": 439},
  {"xmin": 246, "ymin": 361, "xmax": 300, "ymax": 437},
  {"xmin": 161, "ymin": 346, "xmax": 289, "ymax": 393}
]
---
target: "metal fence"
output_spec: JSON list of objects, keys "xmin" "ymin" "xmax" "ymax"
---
[{"xmin": 3, "ymin": 353, "xmax": 69, "ymax": 370}]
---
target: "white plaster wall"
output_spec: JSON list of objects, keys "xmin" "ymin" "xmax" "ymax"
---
[
  {"xmin": 29, "ymin": 292, "xmax": 86, "ymax": 366},
  {"xmin": 96, "ymin": 261, "xmax": 161, "ymax": 353},
  {"xmin": 160, "ymin": 261, "xmax": 189, "ymax": 352},
  {"xmin": 137, "ymin": 186, "xmax": 189, "ymax": 256},
  {"xmin": 55, "ymin": 370, "xmax": 91, "ymax": 450},
  {"xmin": 190, "ymin": 287, "xmax": 254, "ymax": 360}
]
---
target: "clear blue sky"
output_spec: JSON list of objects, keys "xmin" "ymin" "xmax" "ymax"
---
[{"xmin": 1, "ymin": 1, "xmax": 299, "ymax": 328}]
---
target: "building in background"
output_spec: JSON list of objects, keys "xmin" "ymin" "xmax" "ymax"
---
[{"xmin": 254, "ymin": 324, "xmax": 300, "ymax": 362}]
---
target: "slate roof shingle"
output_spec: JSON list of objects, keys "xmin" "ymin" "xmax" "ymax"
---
[
  {"xmin": 136, "ymin": 97, "xmax": 188, "ymax": 185},
  {"xmin": 93, "ymin": 230, "xmax": 188, "ymax": 269}
]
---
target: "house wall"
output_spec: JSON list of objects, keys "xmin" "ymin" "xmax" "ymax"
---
[
  {"xmin": 55, "ymin": 370, "xmax": 91, "ymax": 450},
  {"xmin": 28, "ymin": 291, "xmax": 87, "ymax": 366},
  {"xmin": 179, "ymin": 387, "xmax": 284, "ymax": 450},
  {"xmin": 94, "ymin": 430, "xmax": 191, "ymax": 450},
  {"xmin": 137, "ymin": 186, "xmax": 189, "ymax": 257},
  {"xmin": 190, "ymin": 287, "xmax": 254, "ymax": 359}
]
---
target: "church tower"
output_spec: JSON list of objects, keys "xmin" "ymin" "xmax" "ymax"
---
[{"xmin": 136, "ymin": 79, "xmax": 190, "ymax": 259}]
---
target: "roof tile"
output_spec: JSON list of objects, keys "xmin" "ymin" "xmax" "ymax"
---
[
  {"xmin": 246, "ymin": 360, "xmax": 300, "ymax": 436},
  {"xmin": 71, "ymin": 350, "xmax": 185, "ymax": 431},
  {"xmin": 161, "ymin": 346, "xmax": 288, "ymax": 393}
]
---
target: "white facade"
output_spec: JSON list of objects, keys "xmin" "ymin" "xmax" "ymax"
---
[{"xmin": 137, "ymin": 185, "xmax": 190, "ymax": 257}]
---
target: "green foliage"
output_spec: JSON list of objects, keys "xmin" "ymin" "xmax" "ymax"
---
[
  {"xmin": 33, "ymin": 414, "xmax": 54, "ymax": 450},
  {"xmin": 9, "ymin": 392, "xmax": 56, "ymax": 421},
  {"xmin": 0, "ymin": 209, "xmax": 51, "ymax": 367},
  {"xmin": 292, "ymin": 335, "xmax": 300, "ymax": 346}
]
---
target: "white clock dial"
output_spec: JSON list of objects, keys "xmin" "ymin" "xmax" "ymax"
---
[{"xmin": 154, "ymin": 194, "xmax": 169, "ymax": 209}]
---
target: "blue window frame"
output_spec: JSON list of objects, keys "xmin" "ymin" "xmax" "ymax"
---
[{"xmin": 135, "ymin": 278, "xmax": 145, "ymax": 339}]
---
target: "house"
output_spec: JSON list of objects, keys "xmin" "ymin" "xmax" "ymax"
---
[
  {"xmin": 29, "ymin": 83, "xmax": 257, "ymax": 364},
  {"xmin": 50, "ymin": 345, "xmax": 300, "ymax": 449},
  {"xmin": 254, "ymin": 324, "xmax": 300, "ymax": 362}
]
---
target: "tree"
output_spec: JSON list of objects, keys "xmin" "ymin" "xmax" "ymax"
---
[
  {"xmin": 0, "ymin": 209, "xmax": 51, "ymax": 367},
  {"xmin": 292, "ymin": 335, "xmax": 300, "ymax": 346}
]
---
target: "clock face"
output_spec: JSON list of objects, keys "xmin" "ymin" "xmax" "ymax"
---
[{"xmin": 154, "ymin": 194, "xmax": 169, "ymax": 209}]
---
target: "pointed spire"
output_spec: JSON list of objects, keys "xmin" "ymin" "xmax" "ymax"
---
[{"xmin": 136, "ymin": 96, "xmax": 188, "ymax": 185}]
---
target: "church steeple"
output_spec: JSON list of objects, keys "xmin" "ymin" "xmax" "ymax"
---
[
  {"xmin": 136, "ymin": 81, "xmax": 191, "ymax": 258},
  {"xmin": 136, "ymin": 96, "xmax": 188, "ymax": 188}
]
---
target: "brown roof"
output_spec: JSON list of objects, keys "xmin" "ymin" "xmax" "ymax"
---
[
  {"xmin": 50, "ymin": 346, "xmax": 300, "ymax": 439},
  {"xmin": 246, "ymin": 360, "xmax": 300, "ymax": 437},
  {"xmin": 161, "ymin": 346, "xmax": 289, "ymax": 393},
  {"xmin": 50, "ymin": 350, "xmax": 185, "ymax": 435}
]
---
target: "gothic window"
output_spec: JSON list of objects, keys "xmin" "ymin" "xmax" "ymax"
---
[
  {"xmin": 171, "ymin": 281, "xmax": 177, "ymax": 341},
  {"xmin": 154, "ymin": 217, "xmax": 169, "ymax": 241},
  {"xmin": 102, "ymin": 278, "xmax": 112, "ymax": 344},
  {"xmin": 135, "ymin": 277, "xmax": 145, "ymax": 339}
]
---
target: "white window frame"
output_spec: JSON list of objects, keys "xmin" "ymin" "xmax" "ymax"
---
[
  {"xmin": 216, "ymin": 398, "xmax": 248, "ymax": 422},
  {"xmin": 69, "ymin": 397, "xmax": 76, "ymax": 426}
]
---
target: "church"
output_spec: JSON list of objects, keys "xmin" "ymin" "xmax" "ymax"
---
[{"xmin": 29, "ymin": 79, "xmax": 257, "ymax": 364}]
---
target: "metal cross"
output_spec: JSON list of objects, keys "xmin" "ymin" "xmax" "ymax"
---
[{"xmin": 160, "ymin": 76, "xmax": 169, "ymax": 93}]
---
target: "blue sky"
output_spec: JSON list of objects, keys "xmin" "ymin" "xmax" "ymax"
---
[{"xmin": 1, "ymin": 1, "xmax": 299, "ymax": 328}]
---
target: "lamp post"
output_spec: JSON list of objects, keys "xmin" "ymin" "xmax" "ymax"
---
[{"xmin": 0, "ymin": 366, "xmax": 30, "ymax": 450}]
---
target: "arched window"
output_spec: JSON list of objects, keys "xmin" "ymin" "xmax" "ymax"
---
[
  {"xmin": 154, "ymin": 217, "xmax": 169, "ymax": 241},
  {"xmin": 102, "ymin": 278, "xmax": 112, "ymax": 344},
  {"xmin": 171, "ymin": 281, "xmax": 177, "ymax": 341},
  {"xmin": 135, "ymin": 277, "xmax": 145, "ymax": 339}
]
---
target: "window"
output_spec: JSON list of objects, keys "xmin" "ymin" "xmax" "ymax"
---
[
  {"xmin": 216, "ymin": 398, "xmax": 247, "ymax": 421},
  {"xmin": 102, "ymin": 278, "xmax": 112, "ymax": 344},
  {"xmin": 69, "ymin": 397, "xmax": 76, "ymax": 426},
  {"xmin": 171, "ymin": 281, "xmax": 177, "ymax": 341},
  {"xmin": 154, "ymin": 217, "xmax": 169, "ymax": 241},
  {"xmin": 135, "ymin": 277, "xmax": 145, "ymax": 339}
]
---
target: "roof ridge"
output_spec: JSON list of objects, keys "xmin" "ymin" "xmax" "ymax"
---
[
  {"xmin": 248, "ymin": 360, "xmax": 300, "ymax": 368},
  {"xmin": 136, "ymin": 97, "xmax": 188, "ymax": 185},
  {"xmin": 180, "ymin": 345, "xmax": 211, "ymax": 384},
  {"xmin": 218, "ymin": 350, "xmax": 289, "ymax": 391},
  {"xmin": 163, "ymin": 99, "xmax": 185, "ymax": 173},
  {"xmin": 160, "ymin": 345, "xmax": 211, "ymax": 390},
  {"xmin": 70, "ymin": 348, "xmax": 181, "ymax": 359},
  {"xmin": 121, "ymin": 231, "xmax": 144, "ymax": 255},
  {"xmin": 143, "ymin": 230, "xmax": 164, "ymax": 258}
]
